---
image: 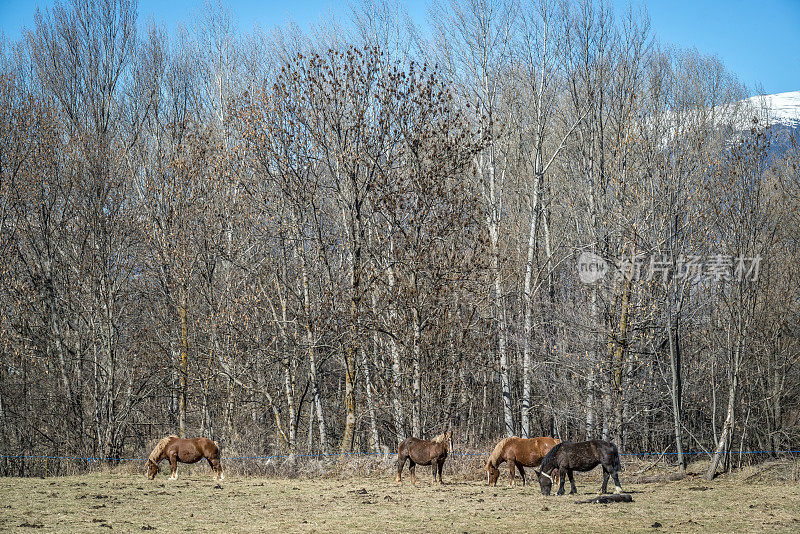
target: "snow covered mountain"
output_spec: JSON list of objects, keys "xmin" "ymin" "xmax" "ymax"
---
[{"xmin": 742, "ymin": 90, "xmax": 800, "ymax": 129}]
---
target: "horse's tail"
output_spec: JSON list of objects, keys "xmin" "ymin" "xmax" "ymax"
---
[
  {"xmin": 148, "ymin": 435, "xmax": 177, "ymax": 463},
  {"xmin": 488, "ymin": 437, "xmax": 515, "ymax": 468},
  {"xmin": 612, "ymin": 443, "xmax": 622, "ymax": 472},
  {"xmin": 540, "ymin": 441, "xmax": 562, "ymax": 472}
]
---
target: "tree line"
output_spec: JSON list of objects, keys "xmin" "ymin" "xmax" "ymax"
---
[{"xmin": 1, "ymin": 0, "xmax": 798, "ymax": 480}]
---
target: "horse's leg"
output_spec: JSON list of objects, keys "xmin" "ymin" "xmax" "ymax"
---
[
  {"xmin": 517, "ymin": 464, "xmax": 526, "ymax": 486},
  {"xmin": 611, "ymin": 469, "xmax": 623, "ymax": 494},
  {"xmin": 556, "ymin": 468, "xmax": 567, "ymax": 496},
  {"xmin": 601, "ymin": 467, "xmax": 610, "ymax": 494},
  {"xmin": 432, "ymin": 463, "xmax": 437, "ymax": 482},
  {"xmin": 409, "ymin": 460, "xmax": 417, "ymax": 485},
  {"xmin": 508, "ymin": 461, "xmax": 516, "ymax": 486},
  {"xmin": 169, "ymin": 453, "xmax": 178, "ymax": 481},
  {"xmin": 437, "ymin": 460, "xmax": 444, "ymax": 485},
  {"xmin": 567, "ymin": 469, "xmax": 577, "ymax": 494},
  {"xmin": 396, "ymin": 455, "xmax": 406, "ymax": 483}
]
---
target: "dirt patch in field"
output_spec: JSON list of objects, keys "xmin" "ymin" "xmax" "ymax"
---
[{"xmin": 0, "ymin": 469, "xmax": 798, "ymax": 533}]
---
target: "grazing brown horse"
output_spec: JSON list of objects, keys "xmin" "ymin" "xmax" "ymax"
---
[
  {"xmin": 146, "ymin": 435, "xmax": 224, "ymax": 480},
  {"xmin": 486, "ymin": 436, "xmax": 560, "ymax": 486},
  {"xmin": 396, "ymin": 430, "xmax": 452, "ymax": 484}
]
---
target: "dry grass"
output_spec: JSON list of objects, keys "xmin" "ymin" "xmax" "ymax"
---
[{"xmin": 1, "ymin": 462, "xmax": 799, "ymax": 533}]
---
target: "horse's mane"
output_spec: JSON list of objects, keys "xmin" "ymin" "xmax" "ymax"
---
[
  {"xmin": 488, "ymin": 436, "xmax": 516, "ymax": 467},
  {"xmin": 539, "ymin": 441, "xmax": 563, "ymax": 472},
  {"xmin": 431, "ymin": 432, "xmax": 448, "ymax": 443},
  {"xmin": 148, "ymin": 435, "xmax": 178, "ymax": 463}
]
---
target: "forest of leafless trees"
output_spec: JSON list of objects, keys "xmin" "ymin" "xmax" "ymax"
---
[{"xmin": 1, "ymin": 0, "xmax": 798, "ymax": 480}]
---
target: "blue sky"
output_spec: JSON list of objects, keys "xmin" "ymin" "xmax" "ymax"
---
[{"xmin": 2, "ymin": 0, "xmax": 798, "ymax": 94}]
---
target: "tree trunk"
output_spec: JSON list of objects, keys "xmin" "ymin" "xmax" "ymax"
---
[
  {"xmin": 179, "ymin": 285, "xmax": 188, "ymax": 437},
  {"xmin": 362, "ymin": 346, "xmax": 380, "ymax": 453},
  {"xmin": 706, "ymin": 337, "xmax": 741, "ymax": 480},
  {"xmin": 490, "ymin": 200, "xmax": 513, "ymax": 437},
  {"xmin": 307, "ymin": 402, "xmax": 315, "ymax": 453},
  {"xmin": 612, "ymin": 271, "xmax": 632, "ymax": 445},
  {"xmin": 341, "ymin": 295, "xmax": 358, "ymax": 454},
  {"xmin": 339, "ymin": 192, "xmax": 361, "ymax": 454},
  {"xmin": 586, "ymin": 285, "xmax": 598, "ymax": 438},
  {"xmin": 481, "ymin": 140, "xmax": 514, "ymax": 438},
  {"xmin": 668, "ymin": 311, "xmax": 686, "ymax": 470},
  {"xmin": 706, "ymin": 372, "xmax": 737, "ymax": 480},
  {"xmin": 275, "ymin": 277, "xmax": 297, "ymax": 452},
  {"xmin": 411, "ymin": 306, "xmax": 422, "ymax": 438},
  {"xmin": 295, "ymin": 227, "xmax": 329, "ymax": 454},
  {"xmin": 521, "ymin": 171, "xmax": 541, "ymax": 438},
  {"xmin": 386, "ymin": 236, "xmax": 406, "ymax": 442}
]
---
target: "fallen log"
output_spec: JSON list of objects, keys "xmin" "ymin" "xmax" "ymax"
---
[{"xmin": 575, "ymin": 494, "xmax": 634, "ymax": 504}]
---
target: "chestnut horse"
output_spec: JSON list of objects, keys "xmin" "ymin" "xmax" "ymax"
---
[
  {"xmin": 146, "ymin": 435, "xmax": 224, "ymax": 480},
  {"xmin": 486, "ymin": 436, "xmax": 560, "ymax": 486},
  {"xmin": 396, "ymin": 430, "xmax": 452, "ymax": 484}
]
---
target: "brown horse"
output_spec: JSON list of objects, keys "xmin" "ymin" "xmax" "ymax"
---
[
  {"xmin": 486, "ymin": 436, "xmax": 560, "ymax": 486},
  {"xmin": 146, "ymin": 435, "xmax": 224, "ymax": 480},
  {"xmin": 395, "ymin": 430, "xmax": 452, "ymax": 484}
]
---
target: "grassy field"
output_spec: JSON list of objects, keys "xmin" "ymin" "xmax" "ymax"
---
[{"xmin": 1, "ymin": 462, "xmax": 799, "ymax": 533}]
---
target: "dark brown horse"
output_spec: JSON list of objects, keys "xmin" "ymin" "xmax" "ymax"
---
[
  {"xmin": 146, "ymin": 435, "xmax": 224, "ymax": 480},
  {"xmin": 486, "ymin": 436, "xmax": 560, "ymax": 486},
  {"xmin": 535, "ymin": 439, "xmax": 622, "ymax": 495},
  {"xmin": 395, "ymin": 430, "xmax": 452, "ymax": 484}
]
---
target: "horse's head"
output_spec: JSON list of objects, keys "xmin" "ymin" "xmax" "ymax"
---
[
  {"xmin": 146, "ymin": 459, "xmax": 159, "ymax": 480},
  {"xmin": 486, "ymin": 460, "xmax": 500, "ymax": 486},
  {"xmin": 433, "ymin": 429, "xmax": 454, "ymax": 452},
  {"xmin": 535, "ymin": 467, "xmax": 558, "ymax": 495}
]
